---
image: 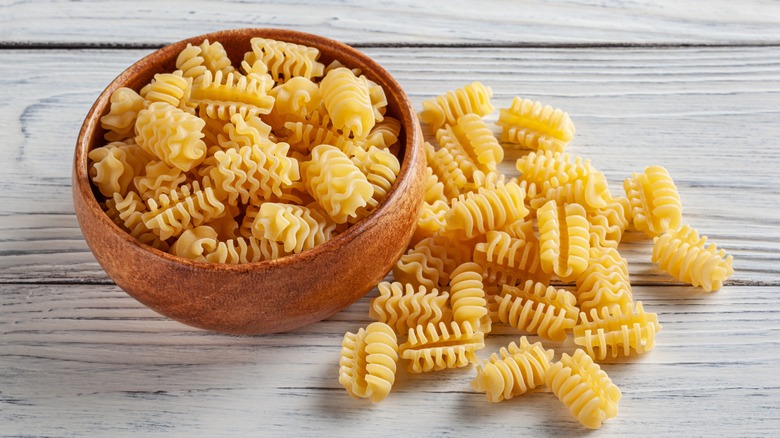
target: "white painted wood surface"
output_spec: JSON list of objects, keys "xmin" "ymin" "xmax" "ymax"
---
[{"xmin": 1, "ymin": 2, "xmax": 779, "ymax": 436}]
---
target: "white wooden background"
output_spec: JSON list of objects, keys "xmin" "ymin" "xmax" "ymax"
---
[{"xmin": 2, "ymin": 1, "xmax": 779, "ymax": 436}]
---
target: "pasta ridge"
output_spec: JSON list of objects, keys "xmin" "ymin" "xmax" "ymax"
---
[
  {"xmin": 269, "ymin": 76, "xmax": 322, "ymax": 118},
  {"xmin": 574, "ymin": 302, "xmax": 661, "ymax": 360},
  {"xmin": 142, "ymin": 179, "xmax": 226, "ymax": 240},
  {"xmin": 436, "ymin": 124, "xmax": 480, "ymax": 179},
  {"xmin": 445, "ymin": 181, "xmax": 529, "ymax": 240},
  {"xmin": 394, "ymin": 235, "xmax": 472, "ymax": 290},
  {"xmin": 494, "ymin": 280, "xmax": 578, "ymax": 341},
  {"xmin": 134, "ymin": 102, "xmax": 207, "ymax": 172},
  {"xmin": 424, "ymin": 141, "xmax": 467, "ymax": 201},
  {"xmin": 100, "ymin": 87, "xmax": 145, "ymax": 141},
  {"xmin": 369, "ymin": 282, "xmax": 451, "ymax": 335},
  {"xmin": 471, "ymin": 337, "xmax": 554, "ymax": 402},
  {"xmin": 449, "ymin": 262, "xmax": 490, "ymax": 333},
  {"xmin": 652, "ymin": 224, "xmax": 733, "ymax": 292},
  {"xmin": 143, "ymin": 71, "xmax": 194, "ymax": 113},
  {"xmin": 538, "ymin": 200, "xmax": 591, "ymax": 280},
  {"xmin": 303, "ymin": 144, "xmax": 373, "ymax": 224},
  {"xmin": 454, "ymin": 114, "xmax": 504, "ymax": 172},
  {"xmin": 546, "ymin": 349, "xmax": 621, "ymax": 429},
  {"xmin": 339, "ymin": 322, "xmax": 399, "ymax": 403},
  {"xmin": 399, "ymin": 321, "xmax": 485, "ymax": 373},
  {"xmin": 418, "ymin": 81, "xmax": 494, "ymax": 131},
  {"xmin": 251, "ymin": 202, "xmax": 335, "ymax": 253},
  {"xmin": 320, "ymin": 67, "xmax": 375, "ymax": 138},
  {"xmin": 133, "ymin": 160, "xmax": 187, "ymax": 201},
  {"xmin": 624, "ymin": 165, "xmax": 683, "ymax": 237},
  {"xmin": 246, "ymin": 37, "xmax": 325, "ymax": 83},
  {"xmin": 497, "ymin": 97, "xmax": 575, "ymax": 151},
  {"xmin": 111, "ymin": 192, "xmax": 169, "ymax": 250},
  {"xmin": 575, "ymin": 247, "xmax": 633, "ymax": 314},
  {"xmin": 473, "ymin": 231, "xmax": 550, "ymax": 285},
  {"xmin": 191, "ymin": 70, "xmax": 275, "ymax": 120}
]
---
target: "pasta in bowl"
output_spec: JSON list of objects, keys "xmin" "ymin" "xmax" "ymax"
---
[{"xmin": 73, "ymin": 28, "xmax": 425, "ymax": 334}]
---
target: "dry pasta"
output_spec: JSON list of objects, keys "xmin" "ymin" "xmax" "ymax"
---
[
  {"xmin": 418, "ymin": 81, "xmax": 494, "ymax": 132},
  {"xmin": 399, "ymin": 321, "xmax": 485, "ymax": 373},
  {"xmin": 624, "ymin": 165, "xmax": 683, "ymax": 237},
  {"xmin": 652, "ymin": 224, "xmax": 733, "ymax": 292},
  {"xmin": 339, "ymin": 322, "xmax": 399, "ymax": 403},
  {"xmin": 574, "ymin": 301, "xmax": 661, "ymax": 360},
  {"xmin": 471, "ymin": 337, "xmax": 553, "ymax": 402},
  {"xmin": 497, "ymin": 97, "xmax": 575, "ymax": 152},
  {"xmin": 369, "ymin": 282, "xmax": 451, "ymax": 335},
  {"xmin": 494, "ymin": 281, "xmax": 579, "ymax": 342}
]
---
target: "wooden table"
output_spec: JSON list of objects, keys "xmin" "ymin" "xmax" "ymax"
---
[{"xmin": 2, "ymin": 1, "xmax": 779, "ymax": 435}]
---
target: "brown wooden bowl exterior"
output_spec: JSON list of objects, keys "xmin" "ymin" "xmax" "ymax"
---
[{"xmin": 73, "ymin": 28, "xmax": 425, "ymax": 335}]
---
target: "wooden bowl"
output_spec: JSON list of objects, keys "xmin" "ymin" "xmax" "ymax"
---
[{"xmin": 72, "ymin": 28, "xmax": 425, "ymax": 335}]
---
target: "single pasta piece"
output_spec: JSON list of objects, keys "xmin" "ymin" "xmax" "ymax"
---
[
  {"xmin": 221, "ymin": 114, "xmax": 274, "ymax": 149},
  {"xmin": 538, "ymin": 200, "xmax": 590, "ymax": 280},
  {"xmin": 424, "ymin": 141, "xmax": 467, "ymax": 201},
  {"xmin": 134, "ymin": 102, "xmax": 207, "ymax": 172},
  {"xmin": 350, "ymin": 146, "xmax": 401, "ymax": 219},
  {"xmin": 359, "ymin": 116, "xmax": 400, "ymax": 150},
  {"xmin": 453, "ymin": 114, "xmax": 504, "ymax": 173},
  {"xmin": 575, "ymin": 247, "xmax": 633, "ymax": 315},
  {"xmin": 436, "ymin": 124, "xmax": 479, "ymax": 180},
  {"xmin": 170, "ymin": 225, "xmax": 219, "ymax": 260},
  {"xmin": 190, "ymin": 70, "xmax": 275, "ymax": 120},
  {"xmin": 320, "ymin": 67, "xmax": 375, "ymax": 138},
  {"xmin": 141, "ymin": 180, "xmax": 226, "ymax": 240},
  {"xmin": 269, "ymin": 76, "xmax": 322, "ymax": 118},
  {"xmin": 143, "ymin": 71, "xmax": 194, "ymax": 113},
  {"xmin": 418, "ymin": 81, "xmax": 494, "ymax": 132},
  {"xmin": 445, "ymin": 181, "xmax": 529, "ymax": 240},
  {"xmin": 399, "ymin": 321, "xmax": 485, "ymax": 373},
  {"xmin": 89, "ymin": 140, "xmax": 150, "ymax": 197},
  {"xmin": 245, "ymin": 37, "xmax": 325, "ymax": 83},
  {"xmin": 205, "ymin": 236, "xmax": 288, "ymax": 263},
  {"xmin": 624, "ymin": 165, "xmax": 683, "ymax": 238},
  {"xmin": 652, "ymin": 224, "xmax": 733, "ymax": 292},
  {"xmin": 497, "ymin": 97, "xmax": 575, "ymax": 152},
  {"xmin": 422, "ymin": 167, "xmax": 447, "ymax": 204},
  {"xmin": 302, "ymin": 144, "xmax": 374, "ymax": 224},
  {"xmin": 574, "ymin": 301, "xmax": 661, "ymax": 361},
  {"xmin": 251, "ymin": 202, "xmax": 335, "ymax": 254},
  {"xmin": 473, "ymin": 230, "xmax": 551, "ymax": 285},
  {"xmin": 393, "ymin": 235, "xmax": 472, "ymax": 290},
  {"xmin": 369, "ymin": 282, "xmax": 451, "ymax": 335},
  {"xmin": 339, "ymin": 322, "xmax": 399, "ymax": 403},
  {"xmin": 133, "ymin": 160, "xmax": 187, "ymax": 201},
  {"xmin": 449, "ymin": 262, "xmax": 490, "ymax": 333},
  {"xmin": 495, "ymin": 281, "xmax": 579, "ymax": 341},
  {"xmin": 175, "ymin": 39, "xmax": 235, "ymax": 81},
  {"xmin": 110, "ymin": 192, "xmax": 169, "ymax": 250},
  {"xmin": 587, "ymin": 196, "xmax": 631, "ymax": 249},
  {"xmin": 471, "ymin": 337, "xmax": 554, "ymax": 403},
  {"xmin": 100, "ymin": 87, "xmax": 145, "ymax": 141},
  {"xmin": 546, "ymin": 349, "xmax": 621, "ymax": 429}
]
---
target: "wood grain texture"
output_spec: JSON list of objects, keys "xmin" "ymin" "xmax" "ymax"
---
[
  {"xmin": 1, "ymin": 0, "xmax": 780, "ymax": 46},
  {"xmin": 1, "ymin": 283, "xmax": 778, "ymax": 436},
  {"xmin": 1, "ymin": 47, "xmax": 777, "ymax": 284}
]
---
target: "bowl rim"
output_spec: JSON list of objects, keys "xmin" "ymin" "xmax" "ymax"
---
[{"xmin": 74, "ymin": 27, "xmax": 422, "ymax": 274}]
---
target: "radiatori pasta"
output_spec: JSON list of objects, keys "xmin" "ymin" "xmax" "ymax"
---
[
  {"xmin": 338, "ymin": 80, "xmax": 732, "ymax": 433},
  {"xmin": 90, "ymin": 37, "xmax": 402, "ymax": 263}
]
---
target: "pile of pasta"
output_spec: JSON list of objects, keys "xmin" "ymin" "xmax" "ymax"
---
[
  {"xmin": 89, "ymin": 38, "xmax": 403, "ymax": 262},
  {"xmin": 338, "ymin": 82, "xmax": 734, "ymax": 429}
]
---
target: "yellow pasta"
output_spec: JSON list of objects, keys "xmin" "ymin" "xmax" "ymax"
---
[
  {"xmin": 134, "ymin": 102, "xmax": 207, "ymax": 172},
  {"xmin": 111, "ymin": 191, "xmax": 169, "ymax": 250},
  {"xmin": 575, "ymin": 247, "xmax": 633, "ymax": 315},
  {"xmin": 369, "ymin": 282, "xmax": 451, "ymax": 335},
  {"xmin": 142, "ymin": 180, "xmax": 226, "ymax": 240},
  {"xmin": 411, "ymin": 200, "xmax": 448, "ymax": 245},
  {"xmin": 320, "ymin": 67, "xmax": 375, "ymax": 138},
  {"xmin": 624, "ymin": 165, "xmax": 683, "ymax": 237},
  {"xmin": 444, "ymin": 181, "xmax": 529, "ymax": 240},
  {"xmin": 436, "ymin": 124, "xmax": 479, "ymax": 180},
  {"xmin": 587, "ymin": 196, "xmax": 631, "ymax": 249},
  {"xmin": 100, "ymin": 87, "xmax": 145, "ymax": 141},
  {"xmin": 497, "ymin": 97, "xmax": 575, "ymax": 152},
  {"xmin": 250, "ymin": 202, "xmax": 335, "ymax": 254},
  {"xmin": 204, "ymin": 211, "xmax": 241, "ymax": 241},
  {"xmin": 574, "ymin": 301, "xmax": 661, "ymax": 360},
  {"xmin": 418, "ymin": 81, "xmax": 494, "ymax": 132},
  {"xmin": 143, "ymin": 71, "xmax": 194, "ymax": 113},
  {"xmin": 449, "ymin": 262, "xmax": 490, "ymax": 333},
  {"xmin": 339, "ymin": 322, "xmax": 399, "ymax": 403},
  {"xmin": 88, "ymin": 141, "xmax": 148, "ymax": 197},
  {"xmin": 133, "ymin": 160, "xmax": 187, "ymax": 202},
  {"xmin": 302, "ymin": 144, "xmax": 373, "ymax": 224},
  {"xmin": 422, "ymin": 167, "xmax": 447, "ymax": 204},
  {"xmin": 399, "ymin": 321, "xmax": 485, "ymax": 373},
  {"xmin": 517, "ymin": 151, "xmax": 611, "ymax": 210},
  {"xmin": 350, "ymin": 146, "xmax": 401, "ymax": 217},
  {"xmin": 652, "ymin": 224, "xmax": 733, "ymax": 292},
  {"xmin": 424, "ymin": 141, "xmax": 467, "ymax": 201},
  {"xmin": 246, "ymin": 37, "xmax": 325, "ymax": 83},
  {"xmin": 537, "ymin": 200, "xmax": 590, "ymax": 280},
  {"xmin": 453, "ymin": 114, "xmax": 504, "ymax": 173},
  {"xmin": 473, "ymin": 230, "xmax": 551, "ymax": 285},
  {"xmin": 190, "ymin": 70, "xmax": 275, "ymax": 121},
  {"xmin": 471, "ymin": 337, "xmax": 553, "ymax": 402},
  {"xmin": 175, "ymin": 39, "xmax": 235, "ymax": 82},
  {"xmin": 269, "ymin": 76, "xmax": 322, "ymax": 118},
  {"xmin": 494, "ymin": 281, "xmax": 579, "ymax": 342},
  {"xmin": 282, "ymin": 117, "xmax": 353, "ymax": 154},
  {"xmin": 360, "ymin": 116, "xmax": 400, "ymax": 150},
  {"xmin": 393, "ymin": 235, "xmax": 472, "ymax": 290},
  {"xmin": 546, "ymin": 349, "xmax": 621, "ymax": 429}
]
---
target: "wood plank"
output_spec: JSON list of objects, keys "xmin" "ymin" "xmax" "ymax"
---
[
  {"xmin": 2, "ymin": 1, "xmax": 780, "ymax": 46},
  {"xmin": 1, "ymin": 283, "xmax": 778, "ymax": 435},
  {"xmin": 0, "ymin": 47, "xmax": 777, "ymax": 284}
]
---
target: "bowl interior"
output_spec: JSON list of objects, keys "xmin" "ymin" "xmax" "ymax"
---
[{"xmin": 73, "ymin": 28, "xmax": 424, "ymax": 334}]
